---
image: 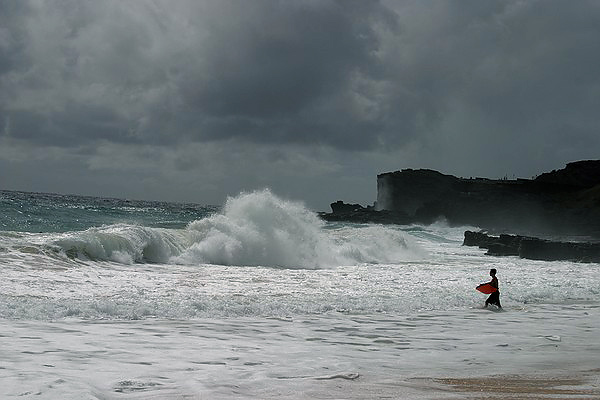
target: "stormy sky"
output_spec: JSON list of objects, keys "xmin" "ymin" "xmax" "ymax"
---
[{"xmin": 1, "ymin": 0, "xmax": 599, "ymax": 210}]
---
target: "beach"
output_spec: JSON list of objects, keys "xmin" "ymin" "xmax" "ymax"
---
[
  {"xmin": 2, "ymin": 304, "xmax": 599, "ymax": 399},
  {"xmin": 1, "ymin": 190, "xmax": 599, "ymax": 399}
]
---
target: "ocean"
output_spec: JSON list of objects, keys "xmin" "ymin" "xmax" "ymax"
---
[{"xmin": 1, "ymin": 189, "xmax": 599, "ymax": 399}]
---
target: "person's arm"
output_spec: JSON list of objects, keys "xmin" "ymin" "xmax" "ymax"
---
[{"xmin": 479, "ymin": 278, "xmax": 497, "ymax": 287}]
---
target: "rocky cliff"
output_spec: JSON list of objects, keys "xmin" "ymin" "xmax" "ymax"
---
[
  {"xmin": 376, "ymin": 160, "xmax": 600, "ymax": 237},
  {"xmin": 322, "ymin": 160, "xmax": 600, "ymax": 238}
]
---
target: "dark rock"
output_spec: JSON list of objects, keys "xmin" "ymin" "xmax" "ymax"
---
[
  {"xmin": 463, "ymin": 230, "xmax": 600, "ymax": 263},
  {"xmin": 321, "ymin": 160, "xmax": 600, "ymax": 238},
  {"xmin": 330, "ymin": 201, "xmax": 366, "ymax": 214},
  {"xmin": 319, "ymin": 200, "xmax": 411, "ymax": 225},
  {"xmin": 319, "ymin": 208, "xmax": 411, "ymax": 225},
  {"xmin": 376, "ymin": 161, "xmax": 600, "ymax": 237},
  {"xmin": 519, "ymin": 237, "xmax": 600, "ymax": 262},
  {"xmin": 486, "ymin": 234, "xmax": 522, "ymax": 257},
  {"xmin": 535, "ymin": 160, "xmax": 600, "ymax": 188},
  {"xmin": 486, "ymin": 243, "xmax": 520, "ymax": 257},
  {"xmin": 463, "ymin": 231, "xmax": 527, "ymax": 257},
  {"xmin": 320, "ymin": 201, "xmax": 410, "ymax": 225},
  {"xmin": 463, "ymin": 230, "xmax": 495, "ymax": 247}
]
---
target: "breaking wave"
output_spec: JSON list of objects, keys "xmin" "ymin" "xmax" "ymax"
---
[
  {"xmin": 175, "ymin": 190, "xmax": 422, "ymax": 268},
  {"xmin": 53, "ymin": 224, "xmax": 185, "ymax": 264},
  {"xmin": 48, "ymin": 190, "xmax": 421, "ymax": 268}
]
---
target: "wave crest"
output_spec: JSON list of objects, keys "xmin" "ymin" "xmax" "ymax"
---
[
  {"xmin": 175, "ymin": 190, "xmax": 422, "ymax": 268},
  {"xmin": 54, "ymin": 224, "xmax": 184, "ymax": 264},
  {"xmin": 176, "ymin": 190, "xmax": 339, "ymax": 268},
  {"xmin": 49, "ymin": 190, "xmax": 422, "ymax": 268}
]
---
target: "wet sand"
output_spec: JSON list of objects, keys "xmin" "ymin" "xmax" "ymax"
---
[
  {"xmin": 425, "ymin": 370, "xmax": 600, "ymax": 399},
  {"xmin": 273, "ymin": 370, "xmax": 600, "ymax": 400}
]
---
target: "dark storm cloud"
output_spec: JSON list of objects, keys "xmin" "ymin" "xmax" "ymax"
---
[
  {"xmin": 3, "ymin": 0, "xmax": 599, "ymax": 152},
  {"xmin": 0, "ymin": 0, "xmax": 400, "ymax": 149},
  {"xmin": 1, "ymin": 0, "xmax": 600, "ymax": 207},
  {"xmin": 458, "ymin": 1, "xmax": 600, "ymax": 127},
  {"xmin": 6, "ymin": 105, "xmax": 132, "ymax": 147},
  {"xmin": 182, "ymin": 1, "xmax": 386, "ymax": 117},
  {"xmin": 374, "ymin": 0, "xmax": 600, "ymax": 174},
  {"xmin": 0, "ymin": 2, "xmax": 30, "ymax": 76},
  {"xmin": 164, "ymin": 0, "xmax": 400, "ymax": 148}
]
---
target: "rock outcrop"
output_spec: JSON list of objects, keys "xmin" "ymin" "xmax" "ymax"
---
[
  {"xmin": 375, "ymin": 160, "xmax": 600, "ymax": 237},
  {"xmin": 320, "ymin": 160, "xmax": 600, "ymax": 262},
  {"xmin": 464, "ymin": 230, "xmax": 600, "ymax": 263},
  {"xmin": 320, "ymin": 202, "xmax": 410, "ymax": 225}
]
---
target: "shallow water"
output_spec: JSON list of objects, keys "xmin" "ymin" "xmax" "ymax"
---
[
  {"xmin": 1, "ymin": 189, "xmax": 599, "ymax": 398},
  {"xmin": 2, "ymin": 305, "xmax": 599, "ymax": 399}
]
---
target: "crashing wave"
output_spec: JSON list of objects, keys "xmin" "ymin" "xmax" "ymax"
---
[{"xmin": 50, "ymin": 190, "xmax": 421, "ymax": 268}]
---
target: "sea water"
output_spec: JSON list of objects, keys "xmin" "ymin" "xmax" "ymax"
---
[{"xmin": 1, "ymin": 189, "xmax": 599, "ymax": 399}]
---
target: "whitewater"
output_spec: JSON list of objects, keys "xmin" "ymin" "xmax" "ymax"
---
[{"xmin": 1, "ymin": 189, "xmax": 599, "ymax": 399}]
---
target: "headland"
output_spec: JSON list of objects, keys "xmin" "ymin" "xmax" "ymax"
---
[{"xmin": 320, "ymin": 160, "xmax": 600, "ymax": 262}]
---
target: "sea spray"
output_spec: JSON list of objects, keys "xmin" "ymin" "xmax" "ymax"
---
[
  {"xmin": 18, "ymin": 190, "xmax": 421, "ymax": 268},
  {"xmin": 176, "ymin": 190, "xmax": 422, "ymax": 268},
  {"xmin": 331, "ymin": 225, "xmax": 425, "ymax": 264},
  {"xmin": 2, "ymin": 190, "xmax": 600, "ymax": 323},
  {"xmin": 176, "ymin": 190, "xmax": 339, "ymax": 268},
  {"xmin": 53, "ymin": 224, "xmax": 185, "ymax": 264}
]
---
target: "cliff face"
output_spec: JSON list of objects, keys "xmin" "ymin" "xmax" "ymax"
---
[
  {"xmin": 535, "ymin": 160, "xmax": 600, "ymax": 187},
  {"xmin": 376, "ymin": 160, "xmax": 600, "ymax": 237}
]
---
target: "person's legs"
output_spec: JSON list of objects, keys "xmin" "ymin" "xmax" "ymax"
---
[{"xmin": 485, "ymin": 291, "xmax": 501, "ymax": 308}]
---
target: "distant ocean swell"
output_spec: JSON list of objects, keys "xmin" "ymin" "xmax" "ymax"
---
[
  {"xmin": 11, "ymin": 190, "xmax": 423, "ymax": 269},
  {"xmin": 2, "ymin": 189, "xmax": 599, "ymax": 321}
]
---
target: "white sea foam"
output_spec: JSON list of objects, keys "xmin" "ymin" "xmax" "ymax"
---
[
  {"xmin": 53, "ymin": 224, "xmax": 185, "ymax": 264},
  {"xmin": 176, "ymin": 189, "xmax": 422, "ymax": 268},
  {"xmin": 330, "ymin": 225, "xmax": 425, "ymax": 264},
  {"xmin": 2, "ymin": 307, "xmax": 599, "ymax": 399},
  {"xmin": 176, "ymin": 189, "xmax": 336, "ymax": 268},
  {"xmin": 23, "ymin": 190, "xmax": 421, "ymax": 269},
  {"xmin": 2, "ymin": 191, "xmax": 600, "ymax": 399},
  {"xmin": 1, "ymin": 190, "xmax": 599, "ymax": 321}
]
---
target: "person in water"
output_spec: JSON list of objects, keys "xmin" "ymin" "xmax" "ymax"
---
[{"xmin": 484, "ymin": 268, "xmax": 501, "ymax": 308}]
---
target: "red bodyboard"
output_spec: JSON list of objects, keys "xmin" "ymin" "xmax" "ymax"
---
[{"xmin": 476, "ymin": 283, "xmax": 497, "ymax": 294}]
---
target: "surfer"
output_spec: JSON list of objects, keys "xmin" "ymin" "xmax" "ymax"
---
[{"xmin": 483, "ymin": 268, "xmax": 501, "ymax": 308}]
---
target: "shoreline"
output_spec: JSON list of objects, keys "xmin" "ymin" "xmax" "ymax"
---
[
  {"xmin": 294, "ymin": 369, "xmax": 600, "ymax": 399},
  {"xmin": 2, "ymin": 305, "xmax": 599, "ymax": 399},
  {"xmin": 427, "ymin": 370, "xmax": 600, "ymax": 399}
]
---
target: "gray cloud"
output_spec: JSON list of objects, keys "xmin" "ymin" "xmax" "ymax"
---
[
  {"xmin": 184, "ymin": 2, "xmax": 380, "ymax": 117},
  {"xmin": 1, "ymin": 0, "xmax": 599, "ymax": 209},
  {"xmin": 1, "ymin": 0, "xmax": 400, "ymax": 149}
]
